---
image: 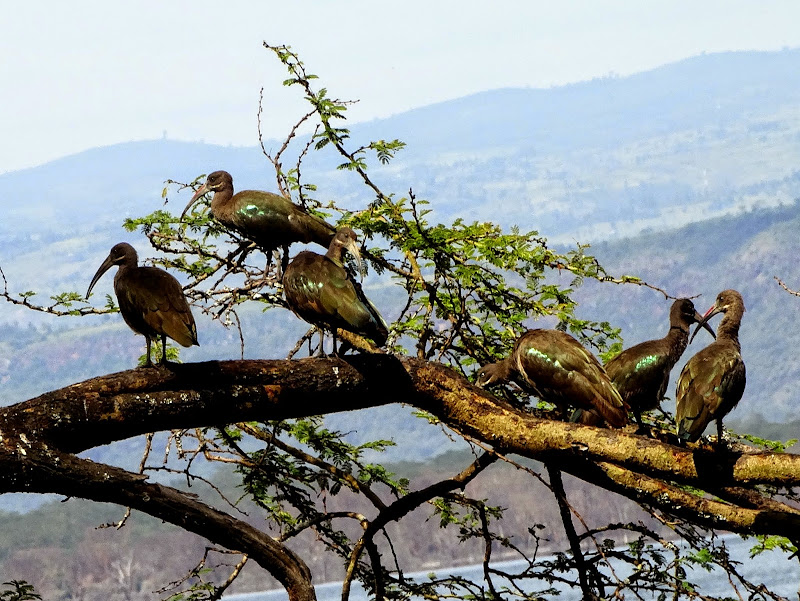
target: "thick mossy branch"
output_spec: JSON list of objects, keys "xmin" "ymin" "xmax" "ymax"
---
[
  {"xmin": 1, "ymin": 356, "xmax": 799, "ymax": 543},
  {"xmin": 0, "ymin": 445, "xmax": 315, "ymax": 601}
]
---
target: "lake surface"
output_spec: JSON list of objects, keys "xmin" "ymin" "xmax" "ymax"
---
[{"xmin": 223, "ymin": 534, "xmax": 799, "ymax": 600}]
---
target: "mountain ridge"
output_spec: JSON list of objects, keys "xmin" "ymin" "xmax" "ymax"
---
[{"xmin": 2, "ymin": 50, "xmax": 800, "ymax": 517}]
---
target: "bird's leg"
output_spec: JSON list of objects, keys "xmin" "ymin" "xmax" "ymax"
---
[
  {"xmin": 279, "ymin": 245, "xmax": 290, "ymax": 280},
  {"xmin": 716, "ymin": 419, "xmax": 725, "ymax": 450},
  {"xmin": 633, "ymin": 410, "xmax": 646, "ymax": 433},
  {"xmin": 145, "ymin": 337, "xmax": 154, "ymax": 368},
  {"xmin": 264, "ymin": 247, "xmax": 273, "ymax": 272},
  {"xmin": 318, "ymin": 328, "xmax": 328, "ymax": 358},
  {"xmin": 160, "ymin": 334, "xmax": 168, "ymax": 365}
]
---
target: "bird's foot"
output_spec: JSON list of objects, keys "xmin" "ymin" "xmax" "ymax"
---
[{"xmin": 713, "ymin": 436, "xmax": 730, "ymax": 452}]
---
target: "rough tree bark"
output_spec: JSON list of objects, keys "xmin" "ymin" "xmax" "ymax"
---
[{"xmin": 1, "ymin": 355, "xmax": 799, "ymax": 600}]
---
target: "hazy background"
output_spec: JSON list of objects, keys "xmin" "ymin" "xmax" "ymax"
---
[
  {"xmin": 2, "ymin": 1, "xmax": 800, "ymax": 172},
  {"xmin": 2, "ymin": 6, "xmax": 800, "ymax": 596}
]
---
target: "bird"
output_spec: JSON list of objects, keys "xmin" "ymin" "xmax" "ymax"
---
[
  {"xmin": 86, "ymin": 242, "xmax": 199, "ymax": 367},
  {"xmin": 675, "ymin": 289, "xmax": 746, "ymax": 444},
  {"xmin": 180, "ymin": 170, "xmax": 336, "ymax": 270},
  {"xmin": 475, "ymin": 329, "xmax": 629, "ymax": 427},
  {"xmin": 602, "ymin": 298, "xmax": 716, "ymax": 427},
  {"xmin": 282, "ymin": 227, "xmax": 388, "ymax": 352}
]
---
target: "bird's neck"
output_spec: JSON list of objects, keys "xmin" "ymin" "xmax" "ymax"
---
[
  {"xmin": 716, "ymin": 312, "xmax": 742, "ymax": 345},
  {"xmin": 325, "ymin": 246, "xmax": 345, "ymax": 267},
  {"xmin": 665, "ymin": 323, "xmax": 690, "ymax": 359},
  {"xmin": 492, "ymin": 358, "xmax": 515, "ymax": 384},
  {"xmin": 118, "ymin": 255, "xmax": 139, "ymax": 270},
  {"xmin": 210, "ymin": 187, "xmax": 234, "ymax": 213},
  {"xmin": 114, "ymin": 262, "xmax": 134, "ymax": 286}
]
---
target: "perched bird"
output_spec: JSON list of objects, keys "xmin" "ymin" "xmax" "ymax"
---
[
  {"xmin": 475, "ymin": 329, "xmax": 629, "ymax": 427},
  {"xmin": 603, "ymin": 298, "xmax": 716, "ymax": 427},
  {"xmin": 282, "ymin": 227, "xmax": 388, "ymax": 351},
  {"xmin": 675, "ymin": 289, "xmax": 746, "ymax": 444},
  {"xmin": 181, "ymin": 170, "xmax": 336, "ymax": 268},
  {"xmin": 86, "ymin": 242, "xmax": 198, "ymax": 367}
]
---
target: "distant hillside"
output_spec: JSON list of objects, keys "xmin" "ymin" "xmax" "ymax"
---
[
  {"xmin": 2, "ymin": 48, "xmax": 800, "ymax": 302},
  {"xmin": 576, "ymin": 200, "xmax": 800, "ymax": 424},
  {"xmin": 2, "ymin": 48, "xmax": 800, "ymax": 499},
  {"xmin": 5, "ymin": 201, "xmax": 799, "ymax": 439},
  {"xmin": 358, "ymin": 49, "xmax": 800, "ymax": 154}
]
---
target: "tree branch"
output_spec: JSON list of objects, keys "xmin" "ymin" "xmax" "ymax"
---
[
  {"xmin": 2, "ymin": 356, "xmax": 800, "ymax": 547},
  {"xmin": 546, "ymin": 463, "xmax": 596, "ymax": 600},
  {"xmin": 0, "ymin": 445, "xmax": 315, "ymax": 601}
]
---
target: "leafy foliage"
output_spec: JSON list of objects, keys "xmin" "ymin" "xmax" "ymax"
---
[
  {"xmin": 118, "ymin": 45, "xmax": 649, "ymax": 377},
  {"xmin": 0, "ymin": 581, "xmax": 40, "ymax": 601},
  {"xmin": 1, "ymin": 42, "xmax": 793, "ymax": 601}
]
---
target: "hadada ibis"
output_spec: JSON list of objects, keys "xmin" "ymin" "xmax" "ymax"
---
[
  {"xmin": 86, "ymin": 242, "xmax": 199, "ymax": 367},
  {"xmin": 475, "ymin": 329, "xmax": 629, "ymax": 427},
  {"xmin": 675, "ymin": 289, "xmax": 746, "ymax": 444},
  {"xmin": 181, "ymin": 171, "xmax": 336, "ymax": 265},
  {"xmin": 282, "ymin": 227, "xmax": 389, "ymax": 351},
  {"xmin": 604, "ymin": 298, "xmax": 715, "ymax": 427}
]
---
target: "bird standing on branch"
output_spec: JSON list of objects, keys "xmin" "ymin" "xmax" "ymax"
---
[
  {"xmin": 283, "ymin": 227, "xmax": 388, "ymax": 353},
  {"xmin": 603, "ymin": 298, "xmax": 715, "ymax": 428},
  {"xmin": 86, "ymin": 242, "xmax": 198, "ymax": 367},
  {"xmin": 181, "ymin": 170, "xmax": 336, "ymax": 272},
  {"xmin": 676, "ymin": 289, "xmax": 746, "ymax": 444},
  {"xmin": 476, "ymin": 329, "xmax": 629, "ymax": 427}
]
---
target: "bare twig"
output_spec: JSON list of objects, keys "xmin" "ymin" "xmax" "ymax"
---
[{"xmin": 775, "ymin": 275, "xmax": 800, "ymax": 296}]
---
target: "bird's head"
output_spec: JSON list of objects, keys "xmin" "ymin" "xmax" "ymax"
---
[
  {"xmin": 475, "ymin": 361, "xmax": 510, "ymax": 388},
  {"xmin": 181, "ymin": 170, "xmax": 233, "ymax": 219},
  {"xmin": 86, "ymin": 243, "xmax": 138, "ymax": 299},
  {"xmin": 673, "ymin": 298, "xmax": 715, "ymax": 340},
  {"xmin": 689, "ymin": 289, "xmax": 745, "ymax": 343},
  {"xmin": 329, "ymin": 227, "xmax": 365, "ymax": 278}
]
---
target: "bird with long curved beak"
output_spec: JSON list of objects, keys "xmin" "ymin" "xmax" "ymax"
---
[
  {"xmin": 595, "ymin": 298, "xmax": 716, "ymax": 429},
  {"xmin": 180, "ymin": 170, "xmax": 336, "ymax": 273},
  {"xmin": 676, "ymin": 289, "xmax": 746, "ymax": 445},
  {"xmin": 86, "ymin": 242, "xmax": 199, "ymax": 367},
  {"xmin": 476, "ymin": 329, "xmax": 629, "ymax": 428},
  {"xmin": 283, "ymin": 227, "xmax": 386, "ymax": 353}
]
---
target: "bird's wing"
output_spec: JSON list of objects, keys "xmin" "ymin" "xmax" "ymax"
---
[
  {"xmin": 317, "ymin": 262, "xmax": 388, "ymax": 345},
  {"xmin": 284, "ymin": 254, "xmax": 387, "ymax": 344},
  {"xmin": 515, "ymin": 330, "xmax": 627, "ymax": 426},
  {"xmin": 118, "ymin": 268, "xmax": 197, "ymax": 347},
  {"xmin": 675, "ymin": 343, "xmax": 744, "ymax": 441},
  {"xmin": 605, "ymin": 340, "xmax": 673, "ymax": 409},
  {"xmin": 232, "ymin": 191, "xmax": 335, "ymax": 249}
]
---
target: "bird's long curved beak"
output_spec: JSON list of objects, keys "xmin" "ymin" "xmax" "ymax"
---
[
  {"xmin": 86, "ymin": 253, "xmax": 115, "ymax": 299},
  {"xmin": 344, "ymin": 237, "xmax": 366, "ymax": 280},
  {"xmin": 180, "ymin": 183, "xmax": 209, "ymax": 220},
  {"xmin": 689, "ymin": 307, "xmax": 720, "ymax": 343}
]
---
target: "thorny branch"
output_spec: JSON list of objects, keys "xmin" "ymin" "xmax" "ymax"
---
[
  {"xmin": 775, "ymin": 275, "xmax": 800, "ymax": 296},
  {"xmin": 3, "ymin": 42, "xmax": 794, "ymax": 601}
]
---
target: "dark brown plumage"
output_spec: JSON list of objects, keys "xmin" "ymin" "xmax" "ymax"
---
[
  {"xmin": 86, "ymin": 242, "xmax": 198, "ymax": 367},
  {"xmin": 282, "ymin": 227, "xmax": 388, "ymax": 351},
  {"xmin": 676, "ymin": 289, "xmax": 746, "ymax": 444},
  {"xmin": 181, "ymin": 170, "xmax": 336, "ymax": 260},
  {"xmin": 475, "ymin": 329, "xmax": 628, "ymax": 427},
  {"xmin": 603, "ymin": 298, "xmax": 715, "ymax": 427}
]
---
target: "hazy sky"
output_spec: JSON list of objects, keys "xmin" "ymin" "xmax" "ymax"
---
[{"xmin": 2, "ymin": 1, "xmax": 799, "ymax": 173}]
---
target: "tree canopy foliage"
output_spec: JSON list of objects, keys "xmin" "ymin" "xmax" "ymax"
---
[{"xmin": 2, "ymin": 43, "xmax": 800, "ymax": 601}]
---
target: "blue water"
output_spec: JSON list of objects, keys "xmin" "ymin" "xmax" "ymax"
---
[{"xmin": 223, "ymin": 535, "xmax": 799, "ymax": 600}]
